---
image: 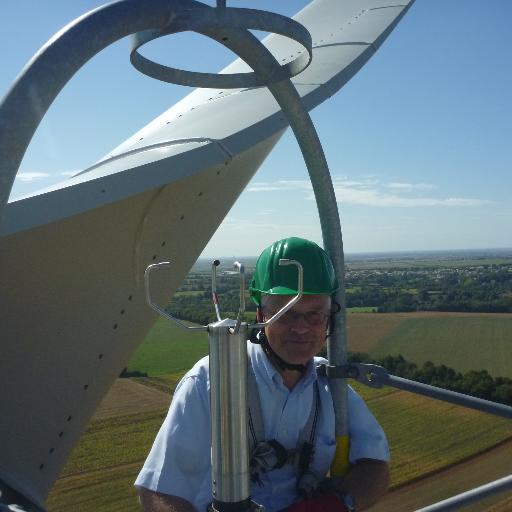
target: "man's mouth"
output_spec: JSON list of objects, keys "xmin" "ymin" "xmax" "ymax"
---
[{"xmin": 286, "ymin": 339, "xmax": 311, "ymax": 345}]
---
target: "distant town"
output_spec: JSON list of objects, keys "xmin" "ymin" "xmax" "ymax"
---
[
  {"xmin": 162, "ymin": 249, "xmax": 512, "ymax": 408},
  {"xmin": 171, "ymin": 249, "xmax": 512, "ymax": 323}
]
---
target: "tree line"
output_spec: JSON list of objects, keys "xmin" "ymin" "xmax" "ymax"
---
[
  {"xmin": 346, "ymin": 264, "xmax": 512, "ymax": 313},
  {"xmin": 345, "ymin": 352, "xmax": 512, "ymax": 407},
  {"xmin": 173, "ymin": 263, "xmax": 512, "ymax": 315}
]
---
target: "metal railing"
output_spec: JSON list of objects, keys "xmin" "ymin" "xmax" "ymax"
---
[{"xmin": 318, "ymin": 361, "xmax": 512, "ymax": 510}]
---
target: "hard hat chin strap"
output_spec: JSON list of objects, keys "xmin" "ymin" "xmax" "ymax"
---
[{"xmin": 250, "ymin": 327, "xmax": 307, "ymax": 374}]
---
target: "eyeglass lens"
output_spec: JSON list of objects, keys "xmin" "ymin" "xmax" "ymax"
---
[{"xmin": 265, "ymin": 309, "xmax": 329, "ymax": 326}]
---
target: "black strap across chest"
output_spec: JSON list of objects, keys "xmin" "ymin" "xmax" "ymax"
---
[{"xmin": 247, "ymin": 359, "xmax": 321, "ymax": 486}]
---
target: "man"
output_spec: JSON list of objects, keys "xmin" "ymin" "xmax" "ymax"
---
[{"xmin": 136, "ymin": 237, "xmax": 390, "ymax": 512}]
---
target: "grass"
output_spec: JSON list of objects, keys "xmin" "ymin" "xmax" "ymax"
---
[
  {"xmin": 174, "ymin": 290, "xmax": 205, "ymax": 297},
  {"xmin": 59, "ymin": 410, "xmax": 167, "ymax": 475},
  {"xmin": 48, "ymin": 463, "xmax": 142, "ymax": 512},
  {"xmin": 47, "ymin": 380, "xmax": 512, "ymax": 511},
  {"xmin": 47, "ymin": 410, "xmax": 167, "ymax": 511},
  {"xmin": 128, "ymin": 313, "xmax": 512, "ymax": 380},
  {"xmin": 346, "ymin": 313, "xmax": 405, "ymax": 353},
  {"xmin": 347, "ymin": 306, "xmax": 377, "ymax": 313},
  {"xmin": 352, "ymin": 382, "xmax": 512, "ymax": 487},
  {"xmin": 369, "ymin": 316, "xmax": 512, "ymax": 378},
  {"xmin": 126, "ymin": 318, "xmax": 208, "ymax": 375},
  {"xmin": 45, "ymin": 312, "xmax": 512, "ymax": 511},
  {"xmin": 347, "ymin": 258, "xmax": 512, "ymax": 270},
  {"xmin": 135, "ymin": 372, "xmax": 185, "ymax": 394},
  {"xmin": 370, "ymin": 438, "xmax": 512, "ymax": 511}
]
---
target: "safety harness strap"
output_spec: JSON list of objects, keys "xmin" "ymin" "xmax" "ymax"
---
[
  {"xmin": 247, "ymin": 358, "xmax": 321, "ymax": 489},
  {"xmin": 247, "ymin": 361, "xmax": 264, "ymax": 453}
]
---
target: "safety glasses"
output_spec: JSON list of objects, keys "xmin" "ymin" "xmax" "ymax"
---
[{"xmin": 263, "ymin": 308, "xmax": 330, "ymax": 326}]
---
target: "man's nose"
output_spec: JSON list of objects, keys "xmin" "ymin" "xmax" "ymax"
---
[{"xmin": 289, "ymin": 313, "xmax": 311, "ymax": 332}]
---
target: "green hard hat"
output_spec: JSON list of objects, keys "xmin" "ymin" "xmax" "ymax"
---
[{"xmin": 249, "ymin": 237, "xmax": 338, "ymax": 305}]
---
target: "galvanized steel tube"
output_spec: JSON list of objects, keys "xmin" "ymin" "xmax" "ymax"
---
[
  {"xmin": 0, "ymin": 0, "xmax": 185, "ymax": 226},
  {"xmin": 415, "ymin": 474, "xmax": 512, "ymax": 512},
  {"xmin": 268, "ymin": 81, "xmax": 350, "ymax": 474},
  {"xmin": 386, "ymin": 375, "xmax": 512, "ymax": 419},
  {"xmin": 210, "ymin": 27, "xmax": 350, "ymax": 473}
]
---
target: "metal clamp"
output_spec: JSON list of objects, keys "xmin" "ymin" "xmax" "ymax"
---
[
  {"xmin": 346, "ymin": 363, "xmax": 390, "ymax": 388},
  {"xmin": 317, "ymin": 363, "xmax": 389, "ymax": 389},
  {"xmin": 318, "ymin": 362, "xmax": 512, "ymax": 419}
]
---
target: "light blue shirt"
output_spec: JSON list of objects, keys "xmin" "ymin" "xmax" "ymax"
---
[{"xmin": 135, "ymin": 342, "xmax": 389, "ymax": 512}]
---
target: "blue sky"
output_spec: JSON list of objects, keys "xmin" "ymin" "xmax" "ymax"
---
[{"xmin": 2, "ymin": 1, "xmax": 511, "ymax": 257}]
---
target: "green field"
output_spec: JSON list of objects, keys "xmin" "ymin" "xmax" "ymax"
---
[
  {"xmin": 45, "ymin": 312, "xmax": 512, "ymax": 511},
  {"xmin": 347, "ymin": 258, "xmax": 512, "ymax": 270},
  {"xmin": 126, "ymin": 319, "xmax": 208, "ymax": 375},
  {"xmin": 174, "ymin": 290, "xmax": 205, "ymax": 297},
  {"xmin": 47, "ymin": 381, "xmax": 512, "ymax": 511},
  {"xmin": 47, "ymin": 410, "xmax": 166, "ymax": 511},
  {"xmin": 352, "ymin": 383, "xmax": 512, "ymax": 487},
  {"xmin": 128, "ymin": 313, "xmax": 512, "ymax": 379},
  {"xmin": 369, "ymin": 316, "xmax": 512, "ymax": 378}
]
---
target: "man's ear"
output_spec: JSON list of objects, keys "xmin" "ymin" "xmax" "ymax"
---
[{"xmin": 256, "ymin": 307, "xmax": 264, "ymax": 323}]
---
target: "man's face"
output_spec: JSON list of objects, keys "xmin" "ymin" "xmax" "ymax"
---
[{"xmin": 260, "ymin": 294, "xmax": 331, "ymax": 367}]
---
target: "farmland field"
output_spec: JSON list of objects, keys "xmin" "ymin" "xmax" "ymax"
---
[
  {"xmin": 366, "ymin": 314, "xmax": 512, "ymax": 378},
  {"xmin": 368, "ymin": 438, "xmax": 512, "ymax": 511},
  {"xmin": 346, "ymin": 313, "xmax": 404, "ymax": 353},
  {"xmin": 352, "ymin": 383, "xmax": 512, "ymax": 488},
  {"xmin": 129, "ymin": 312, "xmax": 512, "ymax": 378},
  {"xmin": 346, "ymin": 257, "xmax": 512, "ymax": 270},
  {"xmin": 46, "ymin": 312, "xmax": 512, "ymax": 511},
  {"xmin": 47, "ymin": 379, "xmax": 512, "ymax": 511},
  {"xmin": 47, "ymin": 408, "xmax": 166, "ymax": 512},
  {"xmin": 94, "ymin": 379, "xmax": 169, "ymax": 419},
  {"xmin": 126, "ymin": 318, "xmax": 208, "ymax": 376}
]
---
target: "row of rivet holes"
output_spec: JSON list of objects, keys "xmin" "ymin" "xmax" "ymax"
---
[
  {"xmin": 39, "ymin": 288, "xmax": 132, "ymax": 470},
  {"xmin": 39, "ymin": 185, "xmax": 218, "ymax": 469},
  {"xmin": 40, "ymin": 90, "xmax": 231, "ymax": 468},
  {"xmin": 133, "ymin": 18, "xmax": 366, "ymax": 137}
]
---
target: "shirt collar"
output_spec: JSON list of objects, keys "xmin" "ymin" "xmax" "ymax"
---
[{"xmin": 248, "ymin": 341, "xmax": 318, "ymax": 391}]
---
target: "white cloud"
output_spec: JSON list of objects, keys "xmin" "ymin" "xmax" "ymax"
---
[
  {"xmin": 15, "ymin": 172, "xmax": 50, "ymax": 182},
  {"xmin": 247, "ymin": 180, "xmax": 312, "ymax": 192},
  {"xmin": 384, "ymin": 182, "xmax": 435, "ymax": 191},
  {"xmin": 248, "ymin": 176, "xmax": 492, "ymax": 208}
]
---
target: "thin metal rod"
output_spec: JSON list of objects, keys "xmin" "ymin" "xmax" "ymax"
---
[
  {"xmin": 0, "ymin": 0, "xmax": 178, "ymax": 227},
  {"xmin": 387, "ymin": 374, "xmax": 512, "ymax": 419},
  {"xmin": 350, "ymin": 363, "xmax": 512, "ymax": 419},
  {"xmin": 415, "ymin": 474, "xmax": 512, "ymax": 512},
  {"xmin": 212, "ymin": 260, "xmax": 222, "ymax": 322},
  {"xmin": 144, "ymin": 262, "xmax": 207, "ymax": 331},
  {"xmin": 210, "ymin": 27, "xmax": 350, "ymax": 465},
  {"xmin": 231, "ymin": 262, "xmax": 245, "ymax": 334}
]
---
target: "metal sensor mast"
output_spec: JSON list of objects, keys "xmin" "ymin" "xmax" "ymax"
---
[{"xmin": 145, "ymin": 258, "xmax": 305, "ymax": 511}]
